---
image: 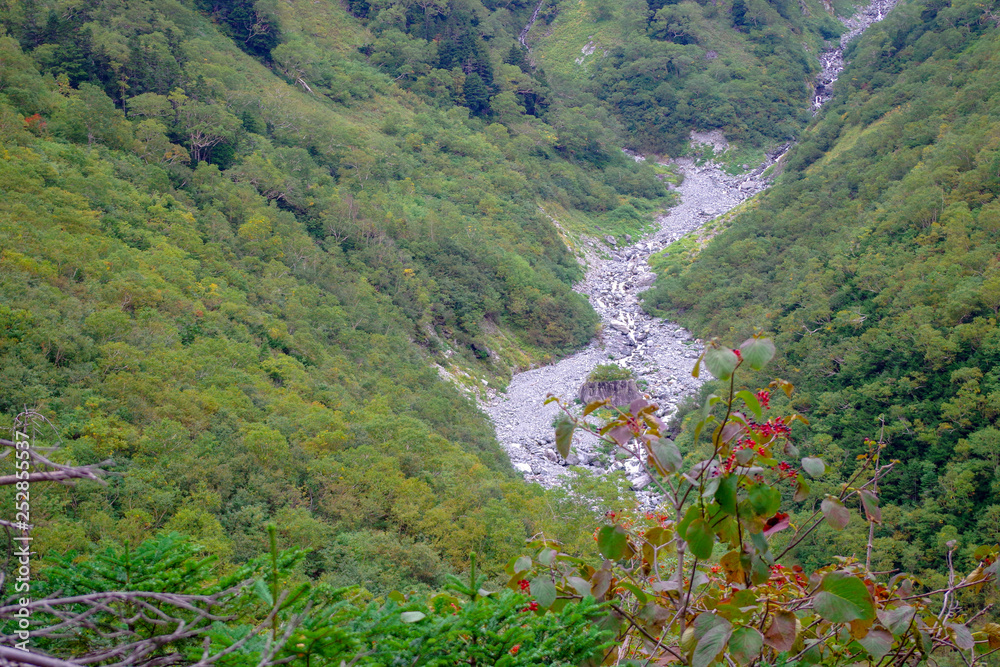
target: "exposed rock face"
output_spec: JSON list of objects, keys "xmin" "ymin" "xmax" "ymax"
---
[{"xmin": 579, "ymin": 380, "xmax": 643, "ymax": 407}]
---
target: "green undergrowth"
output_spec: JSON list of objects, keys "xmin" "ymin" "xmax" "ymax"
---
[
  {"xmin": 687, "ymin": 141, "xmax": 773, "ymax": 175},
  {"xmin": 645, "ymin": 197, "xmax": 759, "ymax": 298},
  {"xmin": 586, "ymin": 363, "xmax": 635, "ymax": 382}
]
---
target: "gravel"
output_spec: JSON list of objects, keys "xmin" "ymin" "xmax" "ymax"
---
[{"xmin": 482, "ymin": 153, "xmax": 778, "ymax": 498}]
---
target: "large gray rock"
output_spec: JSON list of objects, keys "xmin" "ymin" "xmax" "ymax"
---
[{"xmin": 580, "ymin": 380, "xmax": 644, "ymax": 407}]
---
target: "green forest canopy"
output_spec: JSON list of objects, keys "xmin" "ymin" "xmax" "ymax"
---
[
  {"xmin": 644, "ymin": 0, "xmax": 1000, "ymax": 577},
  {"xmin": 0, "ymin": 0, "xmax": 677, "ymax": 587}
]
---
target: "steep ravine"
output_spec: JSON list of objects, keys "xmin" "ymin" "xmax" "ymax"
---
[
  {"xmin": 519, "ymin": 0, "xmax": 546, "ymax": 48},
  {"xmin": 484, "ymin": 0, "xmax": 898, "ymax": 493},
  {"xmin": 483, "ymin": 145, "xmax": 778, "ymax": 498}
]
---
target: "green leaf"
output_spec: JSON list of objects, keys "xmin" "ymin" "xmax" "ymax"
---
[
  {"xmin": 877, "ymin": 606, "xmax": 915, "ymax": 636},
  {"xmin": 735, "ymin": 390, "xmax": 762, "ymax": 421},
  {"xmin": 750, "ymin": 531, "xmax": 772, "ymax": 562},
  {"xmin": 530, "ymin": 576, "xmax": 557, "ymax": 609},
  {"xmin": 813, "ymin": 571, "xmax": 875, "ymax": 623},
  {"xmin": 645, "ymin": 526, "xmax": 673, "ymax": 547},
  {"xmin": 973, "ymin": 544, "xmax": 996, "ymax": 560},
  {"xmin": 739, "ymin": 337, "xmax": 776, "ymax": 370},
  {"xmin": 948, "ymin": 622, "xmax": 975, "ymax": 651},
  {"xmin": 799, "ymin": 639, "xmax": 827, "ymax": 665},
  {"xmin": 686, "ymin": 518, "xmax": 715, "ymax": 560},
  {"xmin": 554, "ymin": 415, "xmax": 574, "ymax": 459},
  {"xmin": 693, "ymin": 352, "xmax": 704, "ymax": 378},
  {"xmin": 649, "ymin": 437, "xmax": 683, "ymax": 474},
  {"xmin": 678, "ymin": 504, "xmax": 701, "ymax": 540},
  {"xmin": 702, "ymin": 394, "xmax": 720, "ymax": 420},
  {"xmin": 514, "ymin": 555, "xmax": 532, "ymax": 573},
  {"xmin": 692, "ymin": 615, "xmax": 733, "ymax": 667},
  {"xmin": 705, "ymin": 346, "xmax": 740, "ymax": 381},
  {"xmin": 597, "ymin": 525, "xmax": 630, "ymax": 560},
  {"xmin": 619, "ymin": 581, "xmax": 650, "ymax": 605},
  {"xmin": 749, "ymin": 552, "xmax": 770, "ymax": 585},
  {"xmin": 794, "ymin": 474, "xmax": 811, "ymax": 501},
  {"xmin": 821, "ymin": 497, "xmax": 850, "ymax": 530},
  {"xmin": 748, "ymin": 483, "xmax": 781, "ymax": 518},
  {"xmin": 763, "ymin": 610, "xmax": 797, "ymax": 652},
  {"xmin": 400, "ymin": 611, "xmax": 426, "ymax": 623},
  {"xmin": 538, "ymin": 548, "xmax": 557, "ymax": 566},
  {"xmin": 567, "ymin": 576, "xmax": 592, "ymax": 597},
  {"xmin": 860, "ymin": 490, "xmax": 882, "ymax": 524},
  {"xmin": 715, "ymin": 474, "xmax": 738, "ymax": 515},
  {"xmin": 388, "ymin": 590, "xmax": 406, "ymax": 603},
  {"xmin": 730, "ymin": 625, "xmax": 764, "ymax": 662},
  {"xmin": 801, "ymin": 457, "xmax": 825, "ymax": 478},
  {"xmin": 857, "ymin": 629, "xmax": 893, "ymax": 660},
  {"xmin": 583, "ymin": 399, "xmax": 607, "ymax": 416}
]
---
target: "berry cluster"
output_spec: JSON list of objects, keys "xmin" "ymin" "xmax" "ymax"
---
[
  {"xmin": 756, "ymin": 389, "xmax": 771, "ymax": 409},
  {"xmin": 643, "ymin": 512, "xmax": 671, "ymax": 526},
  {"xmin": 775, "ymin": 461, "xmax": 797, "ymax": 480},
  {"xmin": 748, "ymin": 418, "xmax": 791, "ymax": 438},
  {"xmin": 768, "ymin": 563, "xmax": 808, "ymax": 588}
]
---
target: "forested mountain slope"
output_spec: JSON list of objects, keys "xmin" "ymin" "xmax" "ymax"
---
[
  {"xmin": 644, "ymin": 0, "xmax": 1000, "ymax": 575},
  {"xmin": 525, "ymin": 0, "xmax": 846, "ymax": 154},
  {"xmin": 0, "ymin": 0, "xmax": 673, "ymax": 584}
]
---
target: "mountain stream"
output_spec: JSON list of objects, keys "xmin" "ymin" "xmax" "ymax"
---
[{"xmin": 483, "ymin": 0, "xmax": 898, "ymax": 496}]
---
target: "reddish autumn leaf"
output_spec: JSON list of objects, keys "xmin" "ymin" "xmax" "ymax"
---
[
  {"xmin": 763, "ymin": 610, "xmax": 797, "ymax": 652},
  {"xmin": 763, "ymin": 512, "xmax": 790, "ymax": 537}
]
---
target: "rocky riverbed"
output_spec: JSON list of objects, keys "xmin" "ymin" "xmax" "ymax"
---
[
  {"xmin": 483, "ymin": 139, "xmax": 785, "ymax": 497},
  {"xmin": 815, "ymin": 0, "xmax": 900, "ymax": 107},
  {"xmin": 484, "ymin": 0, "xmax": 897, "ymax": 498}
]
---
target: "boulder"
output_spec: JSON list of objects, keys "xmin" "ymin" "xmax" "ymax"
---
[{"xmin": 579, "ymin": 380, "xmax": 644, "ymax": 407}]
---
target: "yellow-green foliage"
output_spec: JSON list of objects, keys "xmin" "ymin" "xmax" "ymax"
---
[
  {"xmin": 528, "ymin": 0, "xmax": 846, "ymax": 154},
  {"xmin": 0, "ymin": 0, "xmax": 660, "ymax": 582}
]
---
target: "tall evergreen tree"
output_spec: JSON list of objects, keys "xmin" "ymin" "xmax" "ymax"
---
[
  {"xmin": 462, "ymin": 71, "xmax": 491, "ymax": 116},
  {"xmin": 503, "ymin": 43, "xmax": 531, "ymax": 74}
]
